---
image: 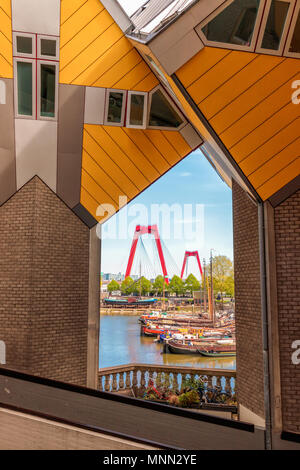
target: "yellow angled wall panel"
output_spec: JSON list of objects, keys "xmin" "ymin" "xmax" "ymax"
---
[
  {"xmin": 143, "ymin": 130, "xmax": 181, "ymax": 166},
  {"xmin": 103, "ymin": 126, "xmax": 160, "ymax": 182},
  {"xmin": 0, "ymin": 7, "xmax": 12, "ymax": 41},
  {"xmin": 240, "ymin": 119, "xmax": 300, "ymax": 176},
  {"xmin": 1, "ymin": 0, "xmax": 11, "ymax": 15},
  {"xmin": 80, "ymin": 186, "xmax": 109, "ymax": 223},
  {"xmin": 59, "ymin": 9, "xmax": 114, "ymax": 71},
  {"xmin": 231, "ymin": 103, "xmax": 300, "ymax": 162},
  {"xmin": 112, "ymin": 60, "xmax": 151, "ymax": 90},
  {"xmin": 201, "ymin": 54, "xmax": 281, "ymax": 120},
  {"xmin": 60, "ymin": 24, "xmax": 124, "ymax": 84},
  {"xmin": 83, "ymin": 127, "xmax": 139, "ymax": 199},
  {"xmin": 91, "ymin": 49, "xmax": 141, "ymax": 88},
  {"xmin": 122, "ymin": 128, "xmax": 169, "ymax": 175},
  {"xmin": 133, "ymin": 72, "xmax": 159, "ymax": 92},
  {"xmin": 60, "ymin": 0, "xmax": 87, "ymax": 25},
  {"xmin": 257, "ymin": 158, "xmax": 300, "ymax": 200},
  {"xmin": 0, "ymin": 0, "xmax": 12, "ymax": 78},
  {"xmin": 86, "ymin": 125, "xmax": 149, "ymax": 192},
  {"xmin": 60, "ymin": 0, "xmax": 104, "ymax": 48},
  {"xmin": 187, "ymin": 52, "xmax": 256, "ymax": 105},
  {"xmin": 82, "ymin": 150, "xmax": 126, "ymax": 205},
  {"xmin": 81, "ymin": 168, "xmax": 118, "ymax": 208},
  {"xmin": 249, "ymin": 138, "xmax": 300, "ymax": 189},
  {"xmin": 221, "ymin": 81, "xmax": 300, "ymax": 151},
  {"xmin": 0, "ymin": 32, "xmax": 12, "ymax": 64},
  {"xmin": 162, "ymin": 131, "xmax": 191, "ymax": 158},
  {"xmin": 0, "ymin": 54, "xmax": 12, "ymax": 78},
  {"xmin": 213, "ymin": 58, "xmax": 300, "ymax": 136},
  {"xmin": 176, "ymin": 47, "xmax": 231, "ymax": 89}
]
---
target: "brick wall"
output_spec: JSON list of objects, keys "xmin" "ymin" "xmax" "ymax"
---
[
  {"xmin": 232, "ymin": 180, "xmax": 265, "ymax": 418},
  {"xmin": 274, "ymin": 190, "xmax": 300, "ymax": 433},
  {"xmin": 0, "ymin": 177, "xmax": 90, "ymax": 385}
]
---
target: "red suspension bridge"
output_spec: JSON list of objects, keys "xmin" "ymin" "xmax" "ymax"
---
[{"xmin": 125, "ymin": 225, "xmax": 203, "ymax": 282}]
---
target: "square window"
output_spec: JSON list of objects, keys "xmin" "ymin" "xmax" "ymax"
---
[
  {"xmin": 13, "ymin": 32, "xmax": 35, "ymax": 57},
  {"xmin": 16, "ymin": 36, "xmax": 32, "ymax": 55},
  {"xmin": 40, "ymin": 39, "xmax": 57, "ymax": 57}
]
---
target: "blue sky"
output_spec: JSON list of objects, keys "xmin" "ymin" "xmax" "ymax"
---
[{"xmin": 101, "ymin": 149, "xmax": 233, "ymax": 277}]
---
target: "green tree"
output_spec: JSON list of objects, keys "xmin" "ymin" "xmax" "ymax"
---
[
  {"xmin": 169, "ymin": 275, "xmax": 184, "ymax": 296},
  {"xmin": 184, "ymin": 273, "xmax": 200, "ymax": 295},
  {"xmin": 152, "ymin": 275, "xmax": 164, "ymax": 296},
  {"xmin": 121, "ymin": 276, "xmax": 134, "ymax": 295},
  {"xmin": 212, "ymin": 255, "xmax": 234, "ymax": 296},
  {"xmin": 133, "ymin": 277, "xmax": 152, "ymax": 296},
  {"xmin": 107, "ymin": 279, "xmax": 120, "ymax": 294}
]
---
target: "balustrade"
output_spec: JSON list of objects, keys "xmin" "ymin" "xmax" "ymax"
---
[{"xmin": 98, "ymin": 364, "xmax": 236, "ymax": 402}]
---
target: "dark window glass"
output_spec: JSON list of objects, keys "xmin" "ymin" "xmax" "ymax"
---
[
  {"xmin": 17, "ymin": 61, "xmax": 32, "ymax": 116},
  {"xmin": 149, "ymin": 89, "xmax": 183, "ymax": 128},
  {"xmin": 289, "ymin": 10, "xmax": 300, "ymax": 53},
  {"xmin": 261, "ymin": 1, "xmax": 290, "ymax": 50},
  {"xmin": 129, "ymin": 94, "xmax": 145, "ymax": 126},
  {"xmin": 201, "ymin": 0, "xmax": 262, "ymax": 46},
  {"xmin": 16, "ymin": 36, "xmax": 32, "ymax": 54},
  {"xmin": 107, "ymin": 92, "xmax": 124, "ymax": 124},
  {"xmin": 40, "ymin": 39, "xmax": 57, "ymax": 57},
  {"xmin": 40, "ymin": 63, "xmax": 56, "ymax": 118}
]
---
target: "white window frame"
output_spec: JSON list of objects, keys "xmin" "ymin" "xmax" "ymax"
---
[
  {"xmin": 37, "ymin": 35, "xmax": 59, "ymax": 61},
  {"xmin": 14, "ymin": 57, "xmax": 36, "ymax": 120},
  {"xmin": 126, "ymin": 91, "xmax": 148, "ymax": 129},
  {"xmin": 13, "ymin": 32, "xmax": 36, "ymax": 58},
  {"xmin": 284, "ymin": 1, "xmax": 300, "ymax": 58},
  {"xmin": 104, "ymin": 89, "xmax": 127, "ymax": 127},
  {"xmin": 195, "ymin": 0, "xmax": 266, "ymax": 52},
  {"xmin": 256, "ymin": 0, "xmax": 296, "ymax": 56},
  {"xmin": 147, "ymin": 85, "xmax": 186, "ymax": 131},
  {"xmin": 37, "ymin": 60, "xmax": 59, "ymax": 121}
]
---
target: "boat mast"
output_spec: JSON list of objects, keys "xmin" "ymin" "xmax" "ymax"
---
[{"xmin": 210, "ymin": 250, "xmax": 215, "ymax": 327}]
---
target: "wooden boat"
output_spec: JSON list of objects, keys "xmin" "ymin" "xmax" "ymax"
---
[
  {"xmin": 167, "ymin": 340, "xmax": 199, "ymax": 355},
  {"xmin": 166, "ymin": 338, "xmax": 236, "ymax": 357}
]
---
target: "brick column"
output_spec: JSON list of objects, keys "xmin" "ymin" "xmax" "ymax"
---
[
  {"xmin": 232, "ymin": 180, "xmax": 265, "ymax": 426},
  {"xmin": 0, "ymin": 177, "xmax": 94, "ymax": 386}
]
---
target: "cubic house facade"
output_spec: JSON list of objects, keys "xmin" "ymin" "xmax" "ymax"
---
[{"xmin": 0, "ymin": 0, "xmax": 299, "ymax": 449}]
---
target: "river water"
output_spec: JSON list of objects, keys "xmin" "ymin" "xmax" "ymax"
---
[{"xmin": 99, "ymin": 315, "xmax": 236, "ymax": 371}]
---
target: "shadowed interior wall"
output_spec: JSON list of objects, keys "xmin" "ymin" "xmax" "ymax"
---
[
  {"xmin": 232, "ymin": 180, "xmax": 265, "ymax": 420},
  {"xmin": 274, "ymin": 189, "xmax": 300, "ymax": 434},
  {"xmin": 0, "ymin": 177, "xmax": 90, "ymax": 385}
]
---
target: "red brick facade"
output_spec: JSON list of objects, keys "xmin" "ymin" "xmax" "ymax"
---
[
  {"xmin": 274, "ymin": 190, "xmax": 300, "ymax": 433},
  {"xmin": 0, "ymin": 177, "xmax": 90, "ymax": 385},
  {"xmin": 232, "ymin": 180, "xmax": 265, "ymax": 419}
]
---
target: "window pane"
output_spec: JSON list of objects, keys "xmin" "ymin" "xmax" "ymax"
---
[
  {"xmin": 261, "ymin": 1, "xmax": 290, "ymax": 50},
  {"xmin": 40, "ymin": 64, "xmax": 56, "ymax": 118},
  {"xmin": 149, "ymin": 89, "xmax": 182, "ymax": 128},
  {"xmin": 289, "ymin": 10, "xmax": 300, "ymax": 53},
  {"xmin": 17, "ymin": 62, "xmax": 32, "ymax": 116},
  {"xmin": 201, "ymin": 0, "xmax": 262, "ymax": 46},
  {"xmin": 107, "ymin": 92, "xmax": 124, "ymax": 123},
  {"xmin": 129, "ymin": 94, "xmax": 145, "ymax": 126},
  {"xmin": 16, "ymin": 36, "xmax": 32, "ymax": 54},
  {"xmin": 41, "ymin": 39, "xmax": 56, "ymax": 57}
]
